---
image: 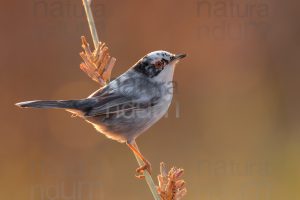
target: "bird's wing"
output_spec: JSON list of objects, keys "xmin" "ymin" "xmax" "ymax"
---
[
  {"xmin": 84, "ymin": 95, "xmax": 159, "ymax": 117},
  {"xmin": 84, "ymin": 71, "xmax": 162, "ymax": 117}
]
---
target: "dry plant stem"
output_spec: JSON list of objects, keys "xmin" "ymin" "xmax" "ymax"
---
[
  {"xmin": 82, "ymin": 0, "xmax": 99, "ymax": 48},
  {"xmin": 81, "ymin": 0, "xmax": 161, "ymax": 199},
  {"xmin": 132, "ymin": 141, "xmax": 161, "ymax": 200}
]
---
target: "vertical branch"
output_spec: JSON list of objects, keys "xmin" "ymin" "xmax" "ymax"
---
[
  {"xmin": 81, "ymin": 1, "xmax": 161, "ymax": 199},
  {"xmin": 82, "ymin": 0, "xmax": 99, "ymax": 48},
  {"xmin": 132, "ymin": 141, "xmax": 161, "ymax": 200}
]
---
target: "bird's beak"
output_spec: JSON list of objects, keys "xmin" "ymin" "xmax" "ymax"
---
[{"xmin": 172, "ymin": 53, "xmax": 187, "ymax": 62}]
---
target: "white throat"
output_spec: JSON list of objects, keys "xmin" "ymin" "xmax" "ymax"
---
[{"xmin": 152, "ymin": 63, "xmax": 176, "ymax": 83}]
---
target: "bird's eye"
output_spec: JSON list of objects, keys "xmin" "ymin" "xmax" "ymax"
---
[{"xmin": 154, "ymin": 61, "xmax": 163, "ymax": 68}]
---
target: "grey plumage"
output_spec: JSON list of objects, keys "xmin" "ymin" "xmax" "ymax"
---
[
  {"xmin": 15, "ymin": 99, "xmax": 94, "ymax": 109},
  {"xmin": 16, "ymin": 51, "xmax": 185, "ymax": 143}
]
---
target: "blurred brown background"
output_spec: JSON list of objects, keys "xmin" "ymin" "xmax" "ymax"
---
[{"xmin": 1, "ymin": 0, "xmax": 300, "ymax": 199}]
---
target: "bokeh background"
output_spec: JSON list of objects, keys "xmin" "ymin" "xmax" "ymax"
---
[{"xmin": 1, "ymin": 0, "xmax": 300, "ymax": 199}]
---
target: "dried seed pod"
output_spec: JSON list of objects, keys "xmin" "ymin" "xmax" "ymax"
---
[
  {"xmin": 79, "ymin": 36, "xmax": 116, "ymax": 86},
  {"xmin": 157, "ymin": 162, "xmax": 187, "ymax": 200}
]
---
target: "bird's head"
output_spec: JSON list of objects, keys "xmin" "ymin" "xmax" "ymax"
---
[{"xmin": 133, "ymin": 50, "xmax": 186, "ymax": 81}]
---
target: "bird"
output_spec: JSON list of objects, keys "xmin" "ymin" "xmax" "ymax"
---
[{"xmin": 16, "ymin": 50, "xmax": 186, "ymax": 177}]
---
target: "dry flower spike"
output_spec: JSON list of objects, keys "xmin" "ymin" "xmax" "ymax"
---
[
  {"xmin": 157, "ymin": 162, "xmax": 187, "ymax": 200},
  {"xmin": 79, "ymin": 36, "xmax": 116, "ymax": 87}
]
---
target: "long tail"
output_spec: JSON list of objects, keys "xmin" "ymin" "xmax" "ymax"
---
[{"xmin": 15, "ymin": 100, "xmax": 80, "ymax": 109}]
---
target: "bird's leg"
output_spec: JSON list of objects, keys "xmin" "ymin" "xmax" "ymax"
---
[{"xmin": 127, "ymin": 141, "xmax": 152, "ymax": 178}]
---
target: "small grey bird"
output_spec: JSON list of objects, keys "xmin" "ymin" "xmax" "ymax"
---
[{"xmin": 16, "ymin": 50, "xmax": 186, "ymax": 176}]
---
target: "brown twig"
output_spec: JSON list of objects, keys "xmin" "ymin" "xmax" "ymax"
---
[
  {"xmin": 81, "ymin": 0, "xmax": 116, "ymax": 86},
  {"xmin": 82, "ymin": 0, "xmax": 99, "ymax": 47},
  {"xmin": 131, "ymin": 141, "xmax": 161, "ymax": 200}
]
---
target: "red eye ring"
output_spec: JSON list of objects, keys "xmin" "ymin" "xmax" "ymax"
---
[{"xmin": 155, "ymin": 61, "xmax": 163, "ymax": 68}]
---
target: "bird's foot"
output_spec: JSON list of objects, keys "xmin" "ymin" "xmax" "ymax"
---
[{"xmin": 135, "ymin": 159, "xmax": 152, "ymax": 179}]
